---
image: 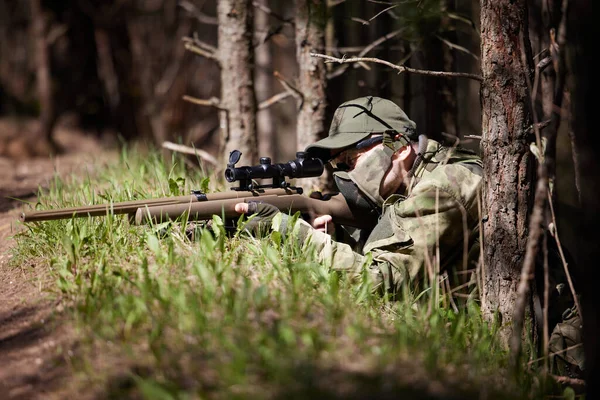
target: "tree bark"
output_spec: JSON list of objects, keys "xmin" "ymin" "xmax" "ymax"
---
[
  {"xmin": 218, "ymin": 0, "xmax": 258, "ymax": 166},
  {"xmin": 479, "ymin": 0, "xmax": 536, "ymax": 345},
  {"xmin": 294, "ymin": 0, "xmax": 328, "ymax": 192}
]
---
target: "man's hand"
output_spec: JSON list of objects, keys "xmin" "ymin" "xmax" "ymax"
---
[
  {"xmin": 234, "ymin": 201, "xmax": 283, "ymax": 236},
  {"xmin": 312, "ymin": 215, "xmax": 334, "ymax": 235},
  {"xmin": 308, "ymin": 191, "xmax": 335, "ymax": 236},
  {"xmin": 234, "ymin": 202, "xmax": 251, "ymax": 214}
]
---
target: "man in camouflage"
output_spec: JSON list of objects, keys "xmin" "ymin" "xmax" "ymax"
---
[
  {"xmin": 235, "ymin": 96, "xmax": 585, "ymax": 379},
  {"xmin": 236, "ymin": 96, "xmax": 483, "ymax": 296}
]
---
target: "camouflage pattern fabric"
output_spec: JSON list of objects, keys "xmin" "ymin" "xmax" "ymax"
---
[
  {"xmin": 279, "ymin": 139, "xmax": 483, "ymax": 296},
  {"xmin": 548, "ymin": 308, "xmax": 585, "ymax": 378}
]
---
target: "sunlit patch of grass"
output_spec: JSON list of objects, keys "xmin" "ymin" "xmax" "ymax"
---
[{"xmin": 12, "ymin": 144, "xmax": 557, "ymax": 399}]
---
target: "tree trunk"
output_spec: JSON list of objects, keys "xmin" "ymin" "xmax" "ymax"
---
[
  {"xmin": 479, "ymin": 0, "xmax": 536, "ymax": 346},
  {"xmin": 294, "ymin": 0, "xmax": 328, "ymax": 192},
  {"xmin": 218, "ymin": 0, "xmax": 258, "ymax": 166},
  {"xmin": 254, "ymin": 0, "xmax": 276, "ymax": 157},
  {"xmin": 440, "ymin": 0, "xmax": 458, "ymax": 139},
  {"xmin": 30, "ymin": 0, "xmax": 56, "ymax": 149}
]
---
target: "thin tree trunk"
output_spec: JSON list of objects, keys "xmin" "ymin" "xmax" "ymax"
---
[
  {"xmin": 295, "ymin": 0, "xmax": 328, "ymax": 192},
  {"xmin": 30, "ymin": 0, "xmax": 56, "ymax": 149},
  {"xmin": 94, "ymin": 29, "xmax": 120, "ymax": 120},
  {"xmin": 254, "ymin": 0, "xmax": 276, "ymax": 157},
  {"xmin": 218, "ymin": 0, "xmax": 258, "ymax": 166},
  {"xmin": 440, "ymin": 0, "xmax": 458, "ymax": 139},
  {"xmin": 480, "ymin": 0, "xmax": 536, "ymax": 346}
]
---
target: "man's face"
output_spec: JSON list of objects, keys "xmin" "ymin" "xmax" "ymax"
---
[
  {"xmin": 329, "ymin": 137, "xmax": 382, "ymax": 171},
  {"xmin": 330, "ymin": 145, "xmax": 371, "ymax": 171},
  {"xmin": 332, "ymin": 140, "xmax": 410, "ymax": 199}
]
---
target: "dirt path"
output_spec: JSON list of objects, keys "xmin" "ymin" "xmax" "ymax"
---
[{"xmin": 0, "ymin": 133, "xmax": 116, "ymax": 399}]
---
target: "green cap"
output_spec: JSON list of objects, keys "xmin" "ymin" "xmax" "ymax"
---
[{"xmin": 306, "ymin": 96, "xmax": 417, "ymax": 157}]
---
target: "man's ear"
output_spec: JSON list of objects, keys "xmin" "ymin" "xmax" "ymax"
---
[{"xmin": 396, "ymin": 144, "xmax": 413, "ymax": 161}]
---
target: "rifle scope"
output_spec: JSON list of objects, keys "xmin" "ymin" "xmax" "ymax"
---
[{"xmin": 225, "ymin": 150, "xmax": 324, "ymax": 191}]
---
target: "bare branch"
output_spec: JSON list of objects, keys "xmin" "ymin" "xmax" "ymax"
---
[
  {"xmin": 258, "ymin": 91, "xmax": 293, "ymax": 110},
  {"xmin": 436, "ymin": 34, "xmax": 479, "ymax": 60},
  {"xmin": 162, "ymin": 141, "xmax": 218, "ymax": 166},
  {"xmin": 46, "ymin": 24, "xmax": 68, "ymax": 45},
  {"xmin": 273, "ymin": 71, "xmax": 303, "ymax": 105},
  {"xmin": 547, "ymin": 192, "xmax": 583, "ymax": 321},
  {"xmin": 368, "ymin": 4, "xmax": 399, "ymax": 23},
  {"xmin": 536, "ymin": 55, "xmax": 553, "ymax": 72},
  {"xmin": 525, "ymin": 119, "xmax": 551, "ymax": 135},
  {"xmin": 178, "ymin": 1, "xmax": 218, "ymax": 25},
  {"xmin": 328, "ymin": 28, "xmax": 405, "ymax": 79},
  {"xmin": 183, "ymin": 41, "xmax": 220, "ymax": 65},
  {"xmin": 192, "ymin": 32, "xmax": 218, "ymax": 53},
  {"xmin": 361, "ymin": 28, "xmax": 404, "ymax": 57},
  {"xmin": 182, "ymin": 95, "xmax": 227, "ymax": 111},
  {"xmin": 312, "ymin": 53, "xmax": 483, "ymax": 82},
  {"xmin": 528, "ymin": 343, "xmax": 583, "ymax": 365},
  {"xmin": 350, "ymin": 17, "xmax": 370, "ymax": 25},
  {"xmin": 326, "ymin": 44, "xmax": 404, "ymax": 52}
]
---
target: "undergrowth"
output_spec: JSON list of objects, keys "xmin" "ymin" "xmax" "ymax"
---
[{"xmin": 11, "ymin": 145, "xmax": 572, "ymax": 399}]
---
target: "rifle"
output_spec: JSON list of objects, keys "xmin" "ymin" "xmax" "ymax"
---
[{"xmin": 19, "ymin": 150, "xmax": 376, "ymax": 230}]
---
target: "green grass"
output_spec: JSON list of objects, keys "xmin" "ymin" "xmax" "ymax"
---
[{"xmin": 11, "ymin": 145, "xmax": 570, "ymax": 399}]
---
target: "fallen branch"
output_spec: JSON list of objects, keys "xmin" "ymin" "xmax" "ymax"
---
[{"xmin": 162, "ymin": 141, "xmax": 218, "ymax": 166}]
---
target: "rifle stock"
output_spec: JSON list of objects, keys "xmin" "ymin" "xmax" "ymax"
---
[{"xmin": 134, "ymin": 191, "xmax": 374, "ymax": 229}]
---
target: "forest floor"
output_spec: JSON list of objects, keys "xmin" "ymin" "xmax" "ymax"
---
[{"xmin": 0, "ymin": 122, "xmax": 117, "ymax": 400}]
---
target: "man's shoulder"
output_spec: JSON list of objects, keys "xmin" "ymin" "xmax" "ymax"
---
[
  {"xmin": 412, "ymin": 149, "xmax": 483, "ymax": 201},
  {"xmin": 429, "ymin": 140, "xmax": 482, "ymax": 166}
]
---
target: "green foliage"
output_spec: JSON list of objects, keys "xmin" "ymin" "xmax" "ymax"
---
[{"xmin": 11, "ymin": 144, "xmax": 564, "ymax": 399}]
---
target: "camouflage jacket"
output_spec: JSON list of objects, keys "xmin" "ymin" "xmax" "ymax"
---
[{"xmin": 286, "ymin": 139, "xmax": 483, "ymax": 296}]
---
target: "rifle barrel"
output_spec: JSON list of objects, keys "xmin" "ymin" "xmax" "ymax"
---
[{"xmin": 19, "ymin": 189, "xmax": 294, "ymax": 223}]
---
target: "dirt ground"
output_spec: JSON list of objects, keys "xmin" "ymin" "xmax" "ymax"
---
[{"xmin": 0, "ymin": 124, "xmax": 117, "ymax": 399}]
